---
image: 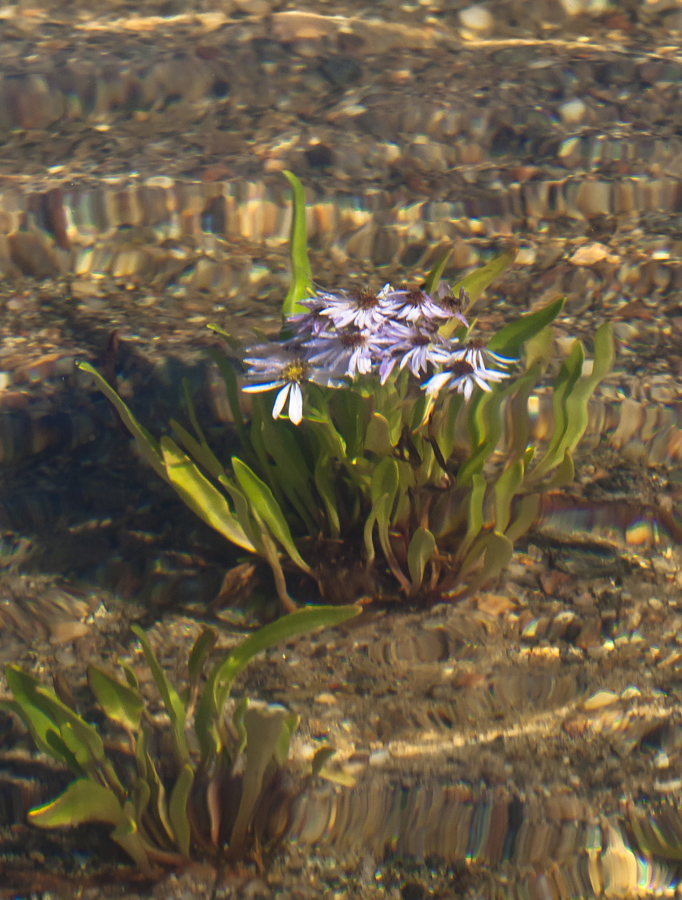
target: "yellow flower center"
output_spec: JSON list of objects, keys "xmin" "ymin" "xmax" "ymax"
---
[{"xmin": 282, "ymin": 360, "xmax": 308, "ymax": 383}]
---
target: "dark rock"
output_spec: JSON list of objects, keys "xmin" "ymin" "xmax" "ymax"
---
[{"xmin": 320, "ymin": 55, "xmax": 362, "ymax": 87}]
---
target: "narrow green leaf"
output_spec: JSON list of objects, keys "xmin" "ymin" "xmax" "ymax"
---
[
  {"xmin": 439, "ymin": 249, "xmax": 517, "ymax": 338},
  {"xmin": 487, "ymin": 297, "xmax": 565, "ymax": 357},
  {"xmin": 530, "ymin": 339, "xmax": 584, "ymax": 479},
  {"xmin": 259, "ymin": 416, "xmax": 319, "ymax": 532},
  {"xmin": 314, "ymin": 454, "xmax": 341, "ymax": 539},
  {"xmin": 168, "ymin": 763, "xmax": 194, "ymax": 857},
  {"xmin": 232, "ymin": 456, "xmax": 312, "ymax": 574},
  {"xmin": 187, "ymin": 628, "xmax": 217, "ymax": 700},
  {"xmin": 88, "ymin": 666, "xmax": 143, "ymax": 734},
  {"xmin": 170, "ymin": 418, "xmax": 225, "ymax": 483},
  {"xmin": 456, "ymin": 474, "xmax": 486, "ymax": 561},
  {"xmin": 131, "ymin": 625, "xmax": 189, "ymax": 765},
  {"xmin": 205, "ymin": 346, "xmax": 249, "ymax": 452},
  {"xmin": 541, "ymin": 447, "xmax": 575, "ymax": 491},
  {"xmin": 211, "ymin": 606, "xmax": 360, "ymax": 716},
  {"xmin": 75, "ymin": 361, "xmax": 167, "ymax": 483},
  {"xmin": 206, "ymin": 323, "xmax": 244, "ymax": 355},
  {"xmin": 561, "ymin": 321, "xmax": 614, "ymax": 456},
  {"xmin": 282, "ymin": 170, "xmax": 313, "ymax": 318},
  {"xmin": 407, "ymin": 527, "xmax": 436, "ymax": 591},
  {"xmin": 161, "ymin": 436, "xmax": 256, "ymax": 553},
  {"xmin": 423, "ymin": 248, "xmax": 451, "ymax": 296},
  {"xmin": 504, "ymin": 492, "xmax": 541, "ymax": 544},
  {"xmin": 494, "ymin": 460, "xmax": 524, "ymax": 534},
  {"xmin": 370, "ymin": 457, "xmax": 399, "ymax": 509}
]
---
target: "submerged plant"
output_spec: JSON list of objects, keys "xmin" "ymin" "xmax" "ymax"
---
[
  {"xmin": 1, "ymin": 604, "xmax": 359, "ymax": 871},
  {"xmin": 78, "ymin": 172, "xmax": 614, "ymax": 609}
]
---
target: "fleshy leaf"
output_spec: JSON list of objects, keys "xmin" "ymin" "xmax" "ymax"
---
[
  {"xmin": 131, "ymin": 625, "xmax": 189, "ymax": 765},
  {"xmin": 364, "ymin": 412, "xmax": 394, "ymax": 455},
  {"xmin": 282, "ymin": 170, "xmax": 313, "ymax": 318},
  {"xmin": 29, "ymin": 778, "xmax": 123, "ymax": 829},
  {"xmin": 407, "ymin": 526, "xmax": 436, "ymax": 592},
  {"xmin": 195, "ymin": 605, "xmax": 361, "ymax": 764},
  {"xmin": 187, "ymin": 627, "xmax": 217, "ymax": 711},
  {"xmin": 232, "ymin": 456, "xmax": 312, "ymax": 574},
  {"xmin": 161, "ymin": 437, "xmax": 256, "ymax": 553},
  {"xmin": 423, "ymin": 248, "xmax": 451, "ymax": 296},
  {"xmin": 227, "ymin": 702, "xmax": 290, "ymax": 856},
  {"xmin": 88, "ymin": 666, "xmax": 144, "ymax": 734},
  {"xmin": 439, "ymin": 248, "xmax": 517, "ymax": 338},
  {"xmin": 168, "ymin": 763, "xmax": 194, "ymax": 858},
  {"xmin": 494, "ymin": 460, "xmax": 524, "ymax": 534},
  {"xmin": 76, "ymin": 361, "xmax": 167, "ymax": 483},
  {"xmin": 487, "ymin": 297, "xmax": 565, "ymax": 357}
]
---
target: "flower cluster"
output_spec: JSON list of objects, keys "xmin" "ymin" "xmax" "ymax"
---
[{"xmin": 242, "ymin": 283, "xmax": 514, "ymax": 424}]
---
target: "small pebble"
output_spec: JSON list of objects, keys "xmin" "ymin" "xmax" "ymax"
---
[
  {"xmin": 458, "ymin": 5, "xmax": 494, "ymax": 33},
  {"xmin": 559, "ymin": 98, "xmax": 587, "ymax": 125}
]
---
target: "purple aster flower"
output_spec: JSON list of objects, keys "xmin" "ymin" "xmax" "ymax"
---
[
  {"xmin": 377, "ymin": 321, "xmax": 454, "ymax": 385},
  {"xmin": 241, "ymin": 344, "xmax": 341, "ymax": 424},
  {"xmin": 378, "ymin": 284, "xmax": 451, "ymax": 324},
  {"xmin": 448, "ymin": 338, "xmax": 515, "ymax": 372},
  {"xmin": 316, "ymin": 287, "xmax": 388, "ymax": 332},
  {"xmin": 422, "ymin": 358, "xmax": 509, "ymax": 403},
  {"xmin": 305, "ymin": 326, "xmax": 387, "ymax": 379}
]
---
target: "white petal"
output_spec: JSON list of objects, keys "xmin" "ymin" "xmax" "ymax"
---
[
  {"xmin": 423, "ymin": 372, "xmax": 452, "ymax": 395},
  {"xmin": 288, "ymin": 383, "xmax": 303, "ymax": 424},
  {"xmin": 462, "ymin": 378, "xmax": 474, "ymax": 402},
  {"xmin": 242, "ymin": 379, "xmax": 285, "ymax": 393},
  {"xmin": 272, "ymin": 383, "xmax": 291, "ymax": 419}
]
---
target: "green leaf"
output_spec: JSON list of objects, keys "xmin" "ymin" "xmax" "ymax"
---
[
  {"xmin": 161, "ymin": 437, "xmax": 256, "ymax": 553},
  {"xmin": 232, "ymin": 456, "xmax": 312, "ymax": 574},
  {"xmin": 259, "ymin": 416, "xmax": 319, "ymax": 533},
  {"xmin": 75, "ymin": 362, "xmax": 167, "ymax": 483},
  {"xmin": 187, "ymin": 627, "xmax": 217, "ymax": 709},
  {"xmin": 439, "ymin": 249, "xmax": 517, "ymax": 338},
  {"xmin": 494, "ymin": 460, "xmax": 524, "ymax": 534},
  {"xmin": 282, "ymin": 170, "xmax": 313, "ymax": 318},
  {"xmin": 195, "ymin": 605, "xmax": 361, "ymax": 764},
  {"xmin": 423, "ymin": 248, "xmax": 451, "ymax": 296},
  {"xmin": 530, "ymin": 339, "xmax": 584, "ymax": 479},
  {"xmin": 560, "ymin": 321, "xmax": 614, "ymax": 456},
  {"xmin": 456, "ymin": 474, "xmax": 486, "ymax": 561},
  {"xmin": 505, "ymin": 493, "xmax": 541, "ymax": 544},
  {"xmin": 407, "ymin": 527, "xmax": 436, "ymax": 592},
  {"xmin": 3, "ymin": 669, "xmax": 78, "ymax": 770},
  {"xmin": 487, "ymin": 297, "xmax": 565, "ymax": 357},
  {"xmin": 29, "ymin": 778, "xmax": 124, "ymax": 829},
  {"xmin": 464, "ymin": 531, "xmax": 514, "ymax": 593},
  {"xmin": 170, "ymin": 418, "xmax": 225, "ymax": 484},
  {"xmin": 311, "ymin": 745, "xmax": 337, "ymax": 777},
  {"xmin": 370, "ymin": 457, "xmax": 399, "ymax": 509},
  {"xmin": 131, "ymin": 624, "xmax": 189, "ymax": 765},
  {"xmin": 227, "ymin": 702, "xmax": 290, "ymax": 856},
  {"xmin": 205, "ymin": 346, "xmax": 249, "ymax": 452},
  {"xmin": 314, "ymin": 454, "xmax": 341, "ymax": 540},
  {"xmin": 541, "ymin": 447, "xmax": 575, "ymax": 491},
  {"xmin": 364, "ymin": 412, "xmax": 394, "ymax": 456},
  {"xmin": 88, "ymin": 666, "xmax": 143, "ymax": 734},
  {"xmin": 168, "ymin": 763, "xmax": 194, "ymax": 857}
]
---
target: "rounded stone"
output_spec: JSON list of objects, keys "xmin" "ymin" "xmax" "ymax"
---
[{"xmin": 458, "ymin": 4, "xmax": 494, "ymax": 33}]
